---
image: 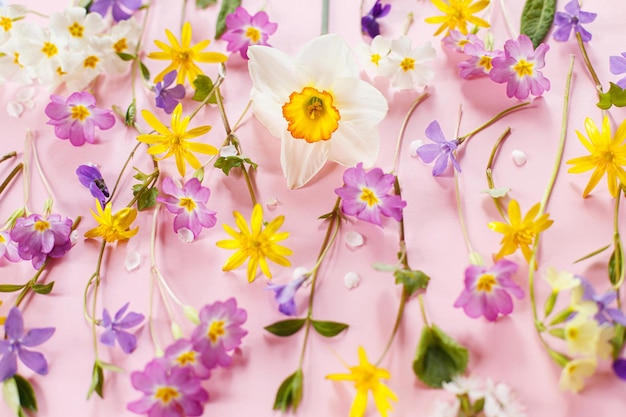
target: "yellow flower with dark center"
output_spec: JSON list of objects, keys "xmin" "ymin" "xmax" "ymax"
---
[
  {"xmin": 567, "ymin": 116, "xmax": 626, "ymax": 198},
  {"xmin": 425, "ymin": 0, "xmax": 490, "ymax": 35},
  {"xmin": 148, "ymin": 22, "xmax": 228, "ymax": 85},
  {"xmin": 488, "ymin": 199, "xmax": 553, "ymax": 263},
  {"xmin": 216, "ymin": 204, "xmax": 292, "ymax": 283},
  {"xmin": 137, "ymin": 103, "xmax": 218, "ymax": 177},
  {"xmin": 84, "ymin": 202, "xmax": 138, "ymax": 243},
  {"xmin": 326, "ymin": 347, "xmax": 398, "ymax": 417},
  {"xmin": 282, "ymin": 87, "xmax": 340, "ymax": 143}
]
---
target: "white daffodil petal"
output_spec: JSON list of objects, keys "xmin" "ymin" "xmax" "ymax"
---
[
  {"xmin": 250, "ymin": 88, "xmax": 286, "ymax": 139},
  {"xmin": 327, "ymin": 121, "xmax": 379, "ymax": 168},
  {"xmin": 281, "ymin": 134, "xmax": 330, "ymax": 189},
  {"xmin": 248, "ymin": 45, "xmax": 300, "ymax": 101},
  {"xmin": 333, "ymin": 77, "xmax": 388, "ymax": 124},
  {"xmin": 296, "ymin": 34, "xmax": 358, "ymax": 88}
]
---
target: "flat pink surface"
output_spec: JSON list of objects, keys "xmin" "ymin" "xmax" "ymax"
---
[{"xmin": 0, "ymin": 0, "xmax": 625, "ymax": 416}]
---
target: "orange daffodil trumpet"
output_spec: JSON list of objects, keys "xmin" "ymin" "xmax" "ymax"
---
[{"xmin": 247, "ymin": 34, "xmax": 388, "ymax": 189}]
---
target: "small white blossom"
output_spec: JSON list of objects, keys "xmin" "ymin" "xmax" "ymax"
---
[{"xmin": 387, "ymin": 35, "xmax": 435, "ymax": 90}]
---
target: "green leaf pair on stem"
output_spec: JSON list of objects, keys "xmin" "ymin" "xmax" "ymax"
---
[{"xmin": 264, "ymin": 318, "xmax": 348, "ymax": 338}]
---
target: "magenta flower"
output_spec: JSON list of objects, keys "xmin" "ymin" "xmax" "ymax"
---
[
  {"xmin": 10, "ymin": 213, "xmax": 73, "ymax": 269},
  {"xmin": 490, "ymin": 35, "xmax": 550, "ymax": 99},
  {"xmin": 416, "ymin": 120, "xmax": 461, "ymax": 176},
  {"xmin": 0, "ymin": 231, "xmax": 19, "ymax": 263},
  {"xmin": 157, "ymin": 177, "xmax": 217, "ymax": 241},
  {"xmin": 334, "ymin": 163, "xmax": 406, "ymax": 227},
  {"xmin": 361, "ymin": 0, "xmax": 391, "ymax": 39},
  {"xmin": 266, "ymin": 274, "xmax": 308, "ymax": 316},
  {"xmin": 442, "ymin": 29, "xmax": 479, "ymax": 52},
  {"xmin": 552, "ymin": 0, "xmax": 596, "ymax": 42},
  {"xmin": 458, "ymin": 40, "xmax": 503, "ymax": 79},
  {"xmin": 154, "ymin": 70, "xmax": 185, "ymax": 114},
  {"xmin": 89, "ymin": 0, "xmax": 141, "ymax": 22},
  {"xmin": 163, "ymin": 339, "xmax": 211, "ymax": 380},
  {"xmin": 454, "ymin": 259, "xmax": 523, "ymax": 321},
  {"xmin": 45, "ymin": 91, "xmax": 115, "ymax": 146},
  {"xmin": 128, "ymin": 359, "xmax": 209, "ymax": 417},
  {"xmin": 0, "ymin": 307, "xmax": 55, "ymax": 382},
  {"xmin": 221, "ymin": 7, "xmax": 277, "ymax": 59},
  {"xmin": 191, "ymin": 298, "xmax": 247, "ymax": 370},
  {"xmin": 100, "ymin": 303, "xmax": 144, "ymax": 354},
  {"xmin": 609, "ymin": 53, "xmax": 626, "ymax": 89}
]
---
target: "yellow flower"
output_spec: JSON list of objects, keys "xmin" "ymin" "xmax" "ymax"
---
[
  {"xmin": 566, "ymin": 116, "xmax": 626, "ymax": 198},
  {"xmin": 564, "ymin": 314, "xmax": 600, "ymax": 356},
  {"xmin": 326, "ymin": 347, "xmax": 398, "ymax": 417},
  {"xmin": 137, "ymin": 103, "xmax": 218, "ymax": 177},
  {"xmin": 488, "ymin": 199, "xmax": 553, "ymax": 263},
  {"xmin": 216, "ymin": 204, "xmax": 292, "ymax": 283},
  {"xmin": 425, "ymin": 0, "xmax": 490, "ymax": 35},
  {"xmin": 85, "ymin": 202, "xmax": 138, "ymax": 243},
  {"xmin": 147, "ymin": 22, "xmax": 227, "ymax": 85},
  {"xmin": 559, "ymin": 357, "xmax": 596, "ymax": 393}
]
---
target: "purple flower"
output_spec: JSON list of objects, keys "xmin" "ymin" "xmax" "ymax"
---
[
  {"xmin": 0, "ymin": 307, "xmax": 55, "ymax": 381},
  {"xmin": 76, "ymin": 164, "xmax": 109, "ymax": 207},
  {"xmin": 552, "ymin": 0, "xmax": 596, "ymax": 42},
  {"xmin": 10, "ymin": 213, "xmax": 73, "ymax": 269},
  {"xmin": 0, "ymin": 231, "xmax": 19, "ymax": 263},
  {"xmin": 191, "ymin": 298, "xmax": 247, "ymax": 370},
  {"xmin": 361, "ymin": 0, "xmax": 391, "ymax": 38},
  {"xmin": 334, "ymin": 163, "xmax": 406, "ymax": 227},
  {"xmin": 613, "ymin": 359, "xmax": 626, "ymax": 381},
  {"xmin": 154, "ymin": 70, "xmax": 185, "ymax": 114},
  {"xmin": 89, "ymin": 0, "xmax": 141, "ymax": 22},
  {"xmin": 266, "ymin": 273, "xmax": 308, "ymax": 316},
  {"xmin": 458, "ymin": 40, "xmax": 503, "ymax": 79},
  {"xmin": 163, "ymin": 339, "xmax": 211, "ymax": 380},
  {"xmin": 576, "ymin": 277, "xmax": 626, "ymax": 326},
  {"xmin": 490, "ymin": 34, "xmax": 550, "ymax": 99},
  {"xmin": 416, "ymin": 120, "xmax": 461, "ymax": 176},
  {"xmin": 128, "ymin": 359, "xmax": 209, "ymax": 417},
  {"xmin": 454, "ymin": 259, "xmax": 524, "ymax": 321},
  {"xmin": 157, "ymin": 177, "xmax": 217, "ymax": 241},
  {"xmin": 442, "ymin": 30, "xmax": 479, "ymax": 52},
  {"xmin": 609, "ymin": 53, "xmax": 626, "ymax": 89},
  {"xmin": 221, "ymin": 7, "xmax": 277, "ymax": 59},
  {"xmin": 100, "ymin": 303, "xmax": 144, "ymax": 354},
  {"xmin": 45, "ymin": 91, "xmax": 115, "ymax": 146}
]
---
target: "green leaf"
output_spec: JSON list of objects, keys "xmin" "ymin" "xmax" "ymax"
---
[
  {"xmin": 273, "ymin": 369, "xmax": 303, "ymax": 412},
  {"xmin": 520, "ymin": 0, "xmax": 556, "ymax": 48},
  {"xmin": 311, "ymin": 320, "xmax": 348, "ymax": 337},
  {"xmin": 31, "ymin": 282, "xmax": 54, "ymax": 295},
  {"xmin": 597, "ymin": 82, "xmax": 626, "ymax": 110},
  {"xmin": 139, "ymin": 60, "xmax": 150, "ymax": 81},
  {"xmin": 413, "ymin": 324, "xmax": 468, "ymax": 388},
  {"xmin": 0, "ymin": 284, "xmax": 26, "ymax": 292},
  {"xmin": 196, "ymin": 0, "xmax": 217, "ymax": 8},
  {"xmin": 87, "ymin": 362, "xmax": 104, "ymax": 399},
  {"xmin": 548, "ymin": 308, "xmax": 573, "ymax": 326},
  {"xmin": 609, "ymin": 244, "xmax": 624, "ymax": 286},
  {"xmin": 136, "ymin": 187, "xmax": 158, "ymax": 211},
  {"xmin": 215, "ymin": 0, "xmax": 241, "ymax": 39},
  {"xmin": 548, "ymin": 328, "xmax": 565, "ymax": 339},
  {"xmin": 543, "ymin": 291, "xmax": 557, "ymax": 318},
  {"xmin": 192, "ymin": 75, "xmax": 217, "ymax": 104},
  {"xmin": 214, "ymin": 156, "xmax": 243, "ymax": 176},
  {"xmin": 115, "ymin": 52, "xmax": 136, "ymax": 61},
  {"xmin": 472, "ymin": 397, "xmax": 485, "ymax": 414},
  {"xmin": 132, "ymin": 167, "xmax": 149, "ymax": 181},
  {"xmin": 611, "ymin": 324, "xmax": 625, "ymax": 360},
  {"xmin": 394, "ymin": 269, "xmax": 430, "ymax": 297},
  {"xmin": 2, "ymin": 377, "xmax": 22, "ymax": 417},
  {"xmin": 193, "ymin": 167, "xmax": 205, "ymax": 182},
  {"xmin": 573, "ymin": 244, "xmax": 611, "ymax": 263},
  {"xmin": 13, "ymin": 375, "xmax": 37, "ymax": 412},
  {"xmin": 264, "ymin": 319, "xmax": 306, "ymax": 337},
  {"xmin": 99, "ymin": 361, "xmax": 125, "ymax": 373},
  {"xmin": 125, "ymin": 100, "xmax": 136, "ymax": 127},
  {"xmin": 371, "ymin": 262, "xmax": 397, "ymax": 272}
]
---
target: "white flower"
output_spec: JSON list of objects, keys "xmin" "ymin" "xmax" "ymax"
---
[
  {"xmin": 0, "ymin": 30, "xmax": 35, "ymax": 85},
  {"xmin": 107, "ymin": 18, "xmax": 141, "ymax": 56},
  {"xmin": 559, "ymin": 357, "xmax": 596, "ymax": 393},
  {"xmin": 48, "ymin": 7, "xmax": 105, "ymax": 50},
  {"xmin": 248, "ymin": 34, "xmax": 388, "ymax": 189},
  {"xmin": 442, "ymin": 374, "xmax": 485, "ymax": 400},
  {"xmin": 387, "ymin": 35, "xmax": 435, "ymax": 90},
  {"xmin": 63, "ymin": 36, "xmax": 114, "ymax": 90},
  {"xmin": 428, "ymin": 398, "xmax": 460, "ymax": 417},
  {"xmin": 543, "ymin": 267, "xmax": 579, "ymax": 292},
  {"xmin": 483, "ymin": 379, "xmax": 526, "ymax": 417},
  {"xmin": 17, "ymin": 25, "xmax": 72, "ymax": 88},
  {"xmin": 0, "ymin": 4, "xmax": 27, "ymax": 45},
  {"xmin": 357, "ymin": 35, "xmax": 393, "ymax": 78}
]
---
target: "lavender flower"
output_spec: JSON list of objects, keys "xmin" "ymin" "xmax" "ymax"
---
[
  {"xmin": 552, "ymin": 0, "xmax": 596, "ymax": 42},
  {"xmin": 0, "ymin": 307, "xmax": 55, "ymax": 381},
  {"xmin": 416, "ymin": 120, "xmax": 461, "ymax": 176},
  {"xmin": 221, "ymin": 7, "xmax": 277, "ymax": 59},
  {"xmin": 0, "ymin": 230, "xmax": 19, "ymax": 263},
  {"xmin": 361, "ymin": 0, "xmax": 391, "ymax": 38},
  {"xmin": 576, "ymin": 277, "xmax": 626, "ymax": 326},
  {"xmin": 10, "ymin": 213, "xmax": 73, "ymax": 269},
  {"xmin": 442, "ymin": 29, "xmax": 479, "ymax": 52},
  {"xmin": 100, "ymin": 303, "xmax": 144, "ymax": 354},
  {"xmin": 163, "ymin": 339, "xmax": 211, "ymax": 380},
  {"xmin": 458, "ymin": 40, "xmax": 503, "ymax": 79},
  {"xmin": 609, "ymin": 53, "xmax": 626, "ymax": 89},
  {"xmin": 266, "ymin": 272, "xmax": 308, "ymax": 316},
  {"xmin": 89, "ymin": 0, "xmax": 141, "ymax": 22},
  {"xmin": 154, "ymin": 70, "xmax": 185, "ymax": 114},
  {"xmin": 76, "ymin": 164, "xmax": 109, "ymax": 207}
]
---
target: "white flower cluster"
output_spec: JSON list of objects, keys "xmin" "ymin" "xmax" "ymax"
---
[{"xmin": 0, "ymin": 5, "xmax": 140, "ymax": 91}]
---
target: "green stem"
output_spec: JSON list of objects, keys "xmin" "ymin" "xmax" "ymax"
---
[
  {"xmin": 180, "ymin": 0, "xmax": 188, "ymax": 32},
  {"xmin": 125, "ymin": 169, "xmax": 159, "ymax": 208},
  {"xmin": 0, "ymin": 163, "xmax": 23, "ymax": 199},
  {"xmin": 376, "ymin": 287, "xmax": 408, "ymax": 366},
  {"xmin": 391, "ymin": 91, "xmax": 429, "ymax": 174},
  {"xmin": 321, "ymin": 0, "xmax": 330, "ymax": 35},
  {"xmin": 485, "ymin": 128, "xmax": 512, "ymax": 220},
  {"xmin": 188, "ymin": 72, "xmax": 224, "ymax": 121},
  {"xmin": 107, "ymin": 142, "xmax": 142, "ymax": 204},
  {"xmin": 454, "ymin": 162, "xmax": 474, "ymax": 255},
  {"xmin": 84, "ymin": 241, "xmax": 107, "ymax": 324},
  {"xmin": 457, "ymin": 102, "xmax": 529, "ymax": 144},
  {"xmin": 0, "ymin": 151, "xmax": 16, "ymax": 164},
  {"xmin": 575, "ymin": 31, "xmax": 602, "ymax": 96},
  {"xmin": 612, "ymin": 187, "xmax": 625, "ymax": 294},
  {"xmin": 130, "ymin": 0, "xmax": 152, "ymax": 103}
]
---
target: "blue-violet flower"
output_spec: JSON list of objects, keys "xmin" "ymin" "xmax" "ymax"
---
[
  {"xmin": 100, "ymin": 302, "xmax": 144, "ymax": 354},
  {"xmin": 361, "ymin": 0, "xmax": 391, "ymax": 39},
  {"xmin": 76, "ymin": 163, "xmax": 109, "ymax": 207},
  {"xmin": 154, "ymin": 70, "xmax": 185, "ymax": 114},
  {"xmin": 552, "ymin": 0, "xmax": 596, "ymax": 42},
  {"xmin": 416, "ymin": 120, "xmax": 461, "ymax": 176}
]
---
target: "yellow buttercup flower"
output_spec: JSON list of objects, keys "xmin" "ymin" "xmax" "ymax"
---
[
  {"xmin": 147, "ymin": 22, "xmax": 227, "ymax": 85},
  {"xmin": 137, "ymin": 103, "xmax": 218, "ymax": 177},
  {"xmin": 216, "ymin": 204, "xmax": 292, "ymax": 283},
  {"xmin": 566, "ymin": 116, "xmax": 626, "ymax": 198},
  {"xmin": 326, "ymin": 347, "xmax": 398, "ymax": 417},
  {"xmin": 488, "ymin": 199, "xmax": 553, "ymax": 263},
  {"xmin": 85, "ymin": 202, "xmax": 138, "ymax": 243},
  {"xmin": 425, "ymin": 0, "xmax": 490, "ymax": 35}
]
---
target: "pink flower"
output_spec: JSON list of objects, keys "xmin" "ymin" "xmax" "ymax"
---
[
  {"xmin": 221, "ymin": 7, "xmax": 277, "ymax": 59},
  {"xmin": 163, "ymin": 339, "xmax": 212, "ymax": 380},
  {"xmin": 442, "ymin": 29, "xmax": 479, "ymax": 53},
  {"xmin": 458, "ymin": 40, "xmax": 503, "ymax": 79},
  {"xmin": 489, "ymin": 34, "xmax": 550, "ymax": 99},
  {"xmin": 44, "ymin": 91, "xmax": 115, "ymax": 146},
  {"xmin": 10, "ymin": 213, "xmax": 73, "ymax": 269},
  {"xmin": 0, "ymin": 231, "xmax": 19, "ymax": 263},
  {"xmin": 453, "ymin": 259, "xmax": 523, "ymax": 321},
  {"xmin": 157, "ymin": 177, "xmax": 217, "ymax": 241}
]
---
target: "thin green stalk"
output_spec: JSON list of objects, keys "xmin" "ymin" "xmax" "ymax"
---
[
  {"xmin": 376, "ymin": 286, "xmax": 408, "ymax": 366},
  {"xmin": 0, "ymin": 151, "xmax": 16, "ymax": 164},
  {"xmin": 485, "ymin": 128, "xmax": 512, "ymax": 220},
  {"xmin": 180, "ymin": 0, "xmax": 188, "ymax": 32},
  {"xmin": 0, "ymin": 163, "xmax": 23, "ymax": 199},
  {"xmin": 454, "ymin": 165, "xmax": 474, "ymax": 255},
  {"xmin": 457, "ymin": 102, "xmax": 529, "ymax": 144},
  {"xmin": 130, "ymin": 0, "xmax": 153, "ymax": 104},
  {"xmin": 391, "ymin": 91, "xmax": 429, "ymax": 174},
  {"xmin": 612, "ymin": 187, "xmax": 625, "ymax": 294},
  {"xmin": 575, "ymin": 31, "xmax": 602, "ymax": 96},
  {"xmin": 321, "ymin": 0, "xmax": 330, "ymax": 35},
  {"xmin": 107, "ymin": 142, "xmax": 142, "ymax": 203},
  {"xmin": 84, "ymin": 241, "xmax": 107, "ymax": 324}
]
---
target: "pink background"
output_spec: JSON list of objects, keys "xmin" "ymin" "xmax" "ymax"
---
[{"xmin": 0, "ymin": 0, "xmax": 625, "ymax": 416}]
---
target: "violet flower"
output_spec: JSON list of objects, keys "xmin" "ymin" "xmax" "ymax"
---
[
  {"xmin": 454, "ymin": 259, "xmax": 524, "ymax": 321},
  {"xmin": 609, "ymin": 53, "xmax": 626, "ymax": 89},
  {"xmin": 361, "ymin": 0, "xmax": 391, "ymax": 39},
  {"xmin": 157, "ymin": 177, "xmax": 217, "ymax": 241},
  {"xmin": 613, "ymin": 359, "xmax": 626, "ymax": 381},
  {"xmin": 490, "ymin": 34, "xmax": 550, "ymax": 99},
  {"xmin": 334, "ymin": 163, "xmax": 406, "ymax": 227},
  {"xmin": 128, "ymin": 359, "xmax": 209, "ymax": 417},
  {"xmin": 10, "ymin": 213, "xmax": 73, "ymax": 269},
  {"xmin": 154, "ymin": 70, "xmax": 185, "ymax": 114},
  {"xmin": 163, "ymin": 339, "xmax": 211, "ymax": 380},
  {"xmin": 0, "ymin": 230, "xmax": 19, "ymax": 263},
  {"xmin": 552, "ymin": 0, "xmax": 596, "ymax": 42},
  {"xmin": 76, "ymin": 164, "xmax": 109, "ymax": 207},
  {"xmin": 266, "ymin": 273, "xmax": 308, "ymax": 316},
  {"xmin": 45, "ymin": 91, "xmax": 115, "ymax": 146},
  {"xmin": 576, "ymin": 277, "xmax": 626, "ymax": 326},
  {"xmin": 0, "ymin": 307, "xmax": 55, "ymax": 381},
  {"xmin": 100, "ymin": 303, "xmax": 144, "ymax": 354},
  {"xmin": 89, "ymin": 0, "xmax": 142, "ymax": 22},
  {"xmin": 416, "ymin": 120, "xmax": 461, "ymax": 176},
  {"xmin": 221, "ymin": 7, "xmax": 277, "ymax": 59}
]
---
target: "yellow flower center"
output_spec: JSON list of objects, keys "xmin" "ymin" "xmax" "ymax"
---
[
  {"xmin": 56, "ymin": 66, "xmax": 67, "ymax": 76},
  {"xmin": 476, "ymin": 273, "xmax": 496, "ymax": 292},
  {"xmin": 41, "ymin": 42, "xmax": 58, "ymax": 58},
  {"xmin": 179, "ymin": 197, "xmax": 197, "ymax": 212},
  {"xmin": 245, "ymin": 26, "xmax": 261, "ymax": 43},
  {"xmin": 34, "ymin": 220, "xmax": 50, "ymax": 232},
  {"xmin": 567, "ymin": 327, "xmax": 578, "ymax": 340},
  {"xmin": 176, "ymin": 351, "xmax": 196, "ymax": 365},
  {"xmin": 84, "ymin": 55, "xmax": 99, "ymax": 69},
  {"xmin": 282, "ymin": 87, "xmax": 340, "ymax": 143},
  {"xmin": 113, "ymin": 38, "xmax": 128, "ymax": 53},
  {"xmin": 178, "ymin": 51, "xmax": 191, "ymax": 62},
  {"xmin": 71, "ymin": 105, "xmax": 90, "ymax": 121},
  {"xmin": 360, "ymin": 188, "xmax": 379, "ymax": 207},
  {"xmin": 13, "ymin": 52, "xmax": 21, "ymax": 67},
  {"xmin": 513, "ymin": 59, "xmax": 534, "ymax": 77},
  {"xmin": 0, "ymin": 17, "xmax": 12, "ymax": 32},
  {"xmin": 154, "ymin": 387, "xmax": 179, "ymax": 404},
  {"xmin": 478, "ymin": 55, "xmax": 493, "ymax": 71},
  {"xmin": 0, "ymin": 234, "xmax": 5, "ymax": 243},
  {"xmin": 514, "ymin": 227, "xmax": 534, "ymax": 246},
  {"xmin": 208, "ymin": 320, "xmax": 225, "ymax": 343},
  {"xmin": 371, "ymin": 53, "xmax": 381, "ymax": 66},
  {"xmin": 458, "ymin": 39, "xmax": 470, "ymax": 48},
  {"xmin": 400, "ymin": 57, "xmax": 415, "ymax": 72},
  {"xmin": 68, "ymin": 22, "xmax": 84, "ymax": 38}
]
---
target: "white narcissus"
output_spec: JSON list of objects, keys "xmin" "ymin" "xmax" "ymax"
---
[
  {"xmin": 388, "ymin": 35, "xmax": 436, "ymax": 90},
  {"xmin": 247, "ymin": 34, "xmax": 388, "ymax": 189}
]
